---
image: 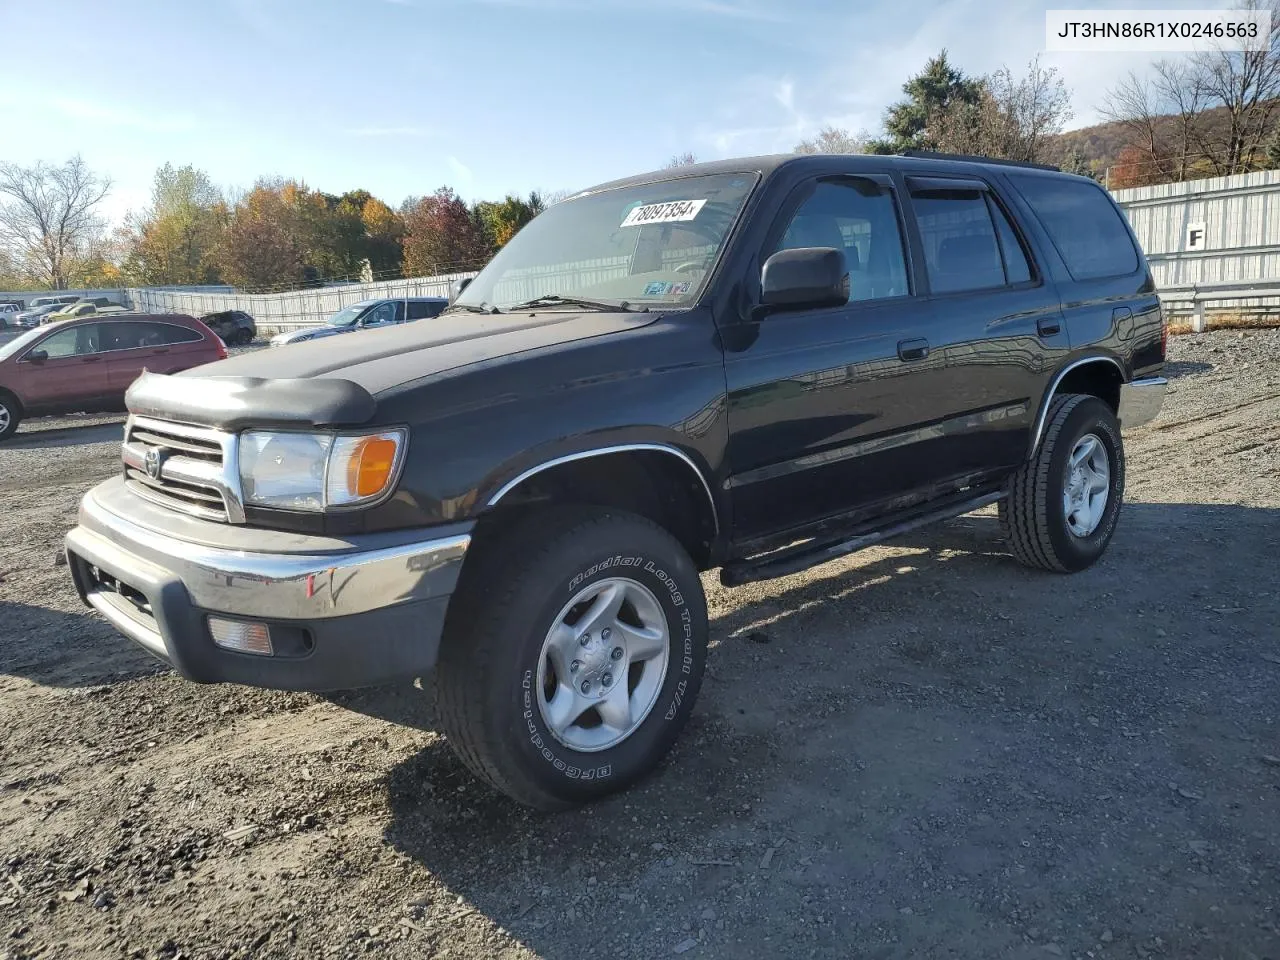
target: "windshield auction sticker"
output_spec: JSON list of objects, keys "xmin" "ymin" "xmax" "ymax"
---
[{"xmin": 621, "ymin": 199, "xmax": 708, "ymax": 227}]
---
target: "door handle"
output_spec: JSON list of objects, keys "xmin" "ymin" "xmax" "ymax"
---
[
  {"xmin": 1036, "ymin": 316, "xmax": 1062, "ymax": 337},
  {"xmin": 80, "ymin": 355, "xmax": 102, "ymax": 363},
  {"xmin": 153, "ymin": 348, "xmax": 170, "ymax": 355},
  {"xmin": 897, "ymin": 338, "xmax": 929, "ymax": 362}
]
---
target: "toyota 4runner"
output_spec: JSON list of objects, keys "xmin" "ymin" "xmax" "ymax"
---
[{"xmin": 64, "ymin": 152, "xmax": 1167, "ymax": 810}]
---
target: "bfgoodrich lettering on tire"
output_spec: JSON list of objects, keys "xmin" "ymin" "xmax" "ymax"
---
[
  {"xmin": 1001, "ymin": 393, "xmax": 1126, "ymax": 573},
  {"xmin": 433, "ymin": 507, "xmax": 709, "ymax": 810}
]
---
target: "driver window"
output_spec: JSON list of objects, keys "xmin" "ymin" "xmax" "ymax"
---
[
  {"xmin": 770, "ymin": 180, "xmax": 911, "ymax": 302},
  {"xmin": 31, "ymin": 323, "xmax": 100, "ymax": 359},
  {"xmin": 365, "ymin": 303, "xmax": 394, "ymax": 325}
]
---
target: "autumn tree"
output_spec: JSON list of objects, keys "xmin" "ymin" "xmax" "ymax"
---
[
  {"xmin": 402, "ymin": 187, "xmax": 486, "ymax": 276},
  {"xmin": 471, "ymin": 193, "xmax": 541, "ymax": 254},
  {"xmin": 0, "ymin": 155, "xmax": 111, "ymax": 288},
  {"xmin": 665, "ymin": 152, "xmax": 698, "ymax": 168},
  {"xmin": 793, "ymin": 126, "xmax": 868, "ymax": 154},
  {"xmin": 125, "ymin": 163, "xmax": 227, "ymax": 285},
  {"xmin": 212, "ymin": 182, "xmax": 303, "ymax": 289}
]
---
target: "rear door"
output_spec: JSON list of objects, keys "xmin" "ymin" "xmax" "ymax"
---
[
  {"xmin": 898, "ymin": 173, "xmax": 1070, "ymax": 476},
  {"xmin": 16, "ymin": 322, "xmax": 110, "ymax": 411}
]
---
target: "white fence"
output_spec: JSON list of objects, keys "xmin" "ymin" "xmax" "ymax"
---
[{"xmin": 128, "ymin": 274, "xmax": 479, "ymax": 332}]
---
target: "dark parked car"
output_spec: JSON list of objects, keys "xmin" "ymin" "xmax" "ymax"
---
[
  {"xmin": 268, "ymin": 296, "xmax": 448, "ymax": 346},
  {"xmin": 0, "ymin": 314, "xmax": 227, "ymax": 440},
  {"xmin": 65, "ymin": 152, "xmax": 1166, "ymax": 809},
  {"xmin": 199, "ymin": 310, "xmax": 257, "ymax": 345}
]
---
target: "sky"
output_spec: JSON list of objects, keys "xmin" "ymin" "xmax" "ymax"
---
[{"xmin": 0, "ymin": 0, "xmax": 1243, "ymax": 225}]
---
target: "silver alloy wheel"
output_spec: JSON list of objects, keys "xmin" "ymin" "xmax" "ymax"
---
[
  {"xmin": 0, "ymin": 402, "xmax": 9, "ymax": 434},
  {"xmin": 1063, "ymin": 433, "xmax": 1110, "ymax": 537},
  {"xmin": 536, "ymin": 576, "xmax": 670, "ymax": 753}
]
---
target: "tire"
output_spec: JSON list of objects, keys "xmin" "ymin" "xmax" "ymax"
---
[
  {"xmin": 1001, "ymin": 393, "xmax": 1125, "ymax": 572},
  {"xmin": 0, "ymin": 391, "xmax": 21, "ymax": 442},
  {"xmin": 237, "ymin": 328, "xmax": 254, "ymax": 345},
  {"xmin": 433, "ymin": 506, "xmax": 709, "ymax": 810}
]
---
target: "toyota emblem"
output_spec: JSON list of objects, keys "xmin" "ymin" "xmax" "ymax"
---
[{"xmin": 144, "ymin": 446, "xmax": 164, "ymax": 481}]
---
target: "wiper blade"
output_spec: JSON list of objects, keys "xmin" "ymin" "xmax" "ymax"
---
[
  {"xmin": 507, "ymin": 294, "xmax": 648, "ymax": 313},
  {"xmin": 442, "ymin": 301, "xmax": 501, "ymax": 315}
]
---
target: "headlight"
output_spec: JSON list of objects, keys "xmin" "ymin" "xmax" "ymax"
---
[{"xmin": 238, "ymin": 429, "xmax": 407, "ymax": 512}]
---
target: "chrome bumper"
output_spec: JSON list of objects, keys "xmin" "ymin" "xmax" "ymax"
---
[
  {"xmin": 1118, "ymin": 376, "xmax": 1167, "ymax": 429},
  {"xmin": 64, "ymin": 482, "xmax": 472, "ymax": 690}
]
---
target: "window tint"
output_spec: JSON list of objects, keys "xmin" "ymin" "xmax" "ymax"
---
[
  {"xmin": 33, "ymin": 323, "xmax": 100, "ymax": 358},
  {"xmin": 1009, "ymin": 174, "xmax": 1138, "ymax": 280},
  {"xmin": 990, "ymin": 198, "xmax": 1032, "ymax": 284},
  {"xmin": 770, "ymin": 179, "xmax": 910, "ymax": 301},
  {"xmin": 100, "ymin": 322, "xmax": 202, "ymax": 351},
  {"xmin": 911, "ymin": 191, "xmax": 1007, "ymax": 293},
  {"xmin": 407, "ymin": 300, "xmax": 443, "ymax": 320}
]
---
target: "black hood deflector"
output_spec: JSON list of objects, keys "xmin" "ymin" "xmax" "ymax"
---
[{"xmin": 125, "ymin": 371, "xmax": 376, "ymax": 430}]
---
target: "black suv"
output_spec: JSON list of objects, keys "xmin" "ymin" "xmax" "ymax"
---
[
  {"xmin": 65, "ymin": 152, "xmax": 1166, "ymax": 810},
  {"xmin": 199, "ymin": 310, "xmax": 257, "ymax": 345}
]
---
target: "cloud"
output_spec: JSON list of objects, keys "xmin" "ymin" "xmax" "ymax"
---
[
  {"xmin": 447, "ymin": 156, "xmax": 474, "ymax": 185},
  {"xmin": 49, "ymin": 98, "xmax": 196, "ymax": 134}
]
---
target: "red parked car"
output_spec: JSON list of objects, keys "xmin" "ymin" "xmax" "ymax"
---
[{"xmin": 0, "ymin": 314, "xmax": 227, "ymax": 441}]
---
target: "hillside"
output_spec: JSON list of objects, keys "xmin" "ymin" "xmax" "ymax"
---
[{"xmin": 1042, "ymin": 101, "xmax": 1280, "ymax": 183}]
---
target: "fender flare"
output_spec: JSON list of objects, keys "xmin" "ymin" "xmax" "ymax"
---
[
  {"xmin": 486, "ymin": 442, "xmax": 720, "ymax": 537},
  {"xmin": 1028, "ymin": 355, "xmax": 1125, "ymax": 456}
]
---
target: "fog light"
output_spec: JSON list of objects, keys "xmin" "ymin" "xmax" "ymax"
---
[{"xmin": 208, "ymin": 617, "xmax": 274, "ymax": 656}]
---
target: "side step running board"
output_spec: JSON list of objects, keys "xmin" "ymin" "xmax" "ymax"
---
[{"xmin": 719, "ymin": 490, "xmax": 1005, "ymax": 588}]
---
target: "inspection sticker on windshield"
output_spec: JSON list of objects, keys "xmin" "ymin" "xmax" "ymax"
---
[{"xmin": 621, "ymin": 199, "xmax": 707, "ymax": 227}]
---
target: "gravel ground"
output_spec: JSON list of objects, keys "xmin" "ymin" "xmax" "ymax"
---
[{"xmin": 1, "ymin": 330, "xmax": 1278, "ymax": 960}]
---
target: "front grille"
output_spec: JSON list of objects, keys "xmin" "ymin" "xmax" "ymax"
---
[{"xmin": 122, "ymin": 417, "xmax": 242, "ymax": 523}]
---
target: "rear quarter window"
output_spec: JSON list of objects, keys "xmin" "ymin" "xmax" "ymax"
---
[{"xmin": 1008, "ymin": 174, "xmax": 1138, "ymax": 280}]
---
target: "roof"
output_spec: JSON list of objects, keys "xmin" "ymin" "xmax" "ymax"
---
[{"xmin": 575, "ymin": 152, "xmax": 1077, "ymax": 197}]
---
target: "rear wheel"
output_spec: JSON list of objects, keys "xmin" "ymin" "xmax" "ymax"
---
[
  {"xmin": 0, "ymin": 392, "xmax": 21, "ymax": 442},
  {"xmin": 433, "ymin": 507, "xmax": 708, "ymax": 810},
  {"xmin": 1001, "ymin": 393, "xmax": 1125, "ymax": 572}
]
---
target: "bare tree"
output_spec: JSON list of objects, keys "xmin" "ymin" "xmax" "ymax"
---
[
  {"xmin": 1188, "ymin": 0, "xmax": 1280, "ymax": 175},
  {"xmin": 1100, "ymin": 71, "xmax": 1172, "ymax": 180},
  {"xmin": 1153, "ymin": 60, "xmax": 1209, "ymax": 181},
  {"xmin": 665, "ymin": 152, "xmax": 699, "ymax": 168},
  {"xmin": 0, "ymin": 156, "xmax": 111, "ymax": 289},
  {"xmin": 793, "ymin": 126, "xmax": 869, "ymax": 154},
  {"xmin": 930, "ymin": 57, "xmax": 1072, "ymax": 163}
]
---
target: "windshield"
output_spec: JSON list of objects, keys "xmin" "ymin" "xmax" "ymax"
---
[
  {"xmin": 0, "ymin": 327, "xmax": 48, "ymax": 362},
  {"xmin": 325, "ymin": 303, "xmax": 372, "ymax": 327},
  {"xmin": 454, "ymin": 173, "xmax": 757, "ymax": 311}
]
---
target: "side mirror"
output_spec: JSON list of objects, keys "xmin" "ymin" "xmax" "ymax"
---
[
  {"xmin": 760, "ymin": 247, "xmax": 849, "ymax": 313},
  {"xmin": 450, "ymin": 277, "xmax": 472, "ymax": 303},
  {"xmin": 27, "ymin": 349, "xmax": 48, "ymax": 363}
]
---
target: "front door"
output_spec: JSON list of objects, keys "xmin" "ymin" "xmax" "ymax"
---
[
  {"xmin": 17, "ymin": 322, "xmax": 110, "ymax": 412},
  {"xmin": 723, "ymin": 173, "xmax": 936, "ymax": 545}
]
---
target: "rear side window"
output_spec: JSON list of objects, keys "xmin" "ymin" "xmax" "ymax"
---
[
  {"xmin": 911, "ymin": 192, "xmax": 1005, "ymax": 293},
  {"xmin": 1009, "ymin": 175, "xmax": 1138, "ymax": 280},
  {"xmin": 407, "ymin": 300, "xmax": 444, "ymax": 320},
  {"xmin": 100, "ymin": 322, "xmax": 202, "ymax": 351}
]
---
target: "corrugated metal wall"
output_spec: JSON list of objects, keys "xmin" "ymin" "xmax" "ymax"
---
[{"xmin": 1112, "ymin": 170, "xmax": 1280, "ymax": 292}]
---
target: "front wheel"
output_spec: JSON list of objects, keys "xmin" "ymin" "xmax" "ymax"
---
[
  {"xmin": 433, "ymin": 507, "xmax": 708, "ymax": 810},
  {"xmin": 1001, "ymin": 393, "xmax": 1125, "ymax": 572},
  {"xmin": 0, "ymin": 392, "xmax": 21, "ymax": 442}
]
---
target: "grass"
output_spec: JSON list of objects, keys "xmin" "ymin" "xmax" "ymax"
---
[{"xmin": 1168, "ymin": 311, "xmax": 1280, "ymax": 336}]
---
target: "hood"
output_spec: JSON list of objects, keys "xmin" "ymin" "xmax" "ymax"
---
[{"xmin": 185, "ymin": 308, "xmax": 659, "ymax": 395}]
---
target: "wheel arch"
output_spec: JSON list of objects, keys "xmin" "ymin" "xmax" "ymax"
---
[
  {"xmin": 481, "ymin": 443, "xmax": 722, "ymax": 569},
  {"xmin": 0, "ymin": 385, "xmax": 24, "ymax": 417},
  {"xmin": 1027, "ymin": 355, "xmax": 1124, "ymax": 457}
]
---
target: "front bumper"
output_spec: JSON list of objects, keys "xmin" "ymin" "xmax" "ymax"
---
[
  {"xmin": 64, "ymin": 481, "xmax": 472, "ymax": 691},
  {"xmin": 1118, "ymin": 376, "xmax": 1168, "ymax": 429}
]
